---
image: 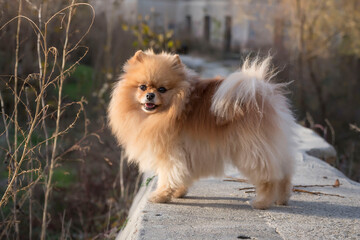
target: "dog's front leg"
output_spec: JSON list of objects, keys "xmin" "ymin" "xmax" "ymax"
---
[
  {"xmin": 172, "ymin": 185, "xmax": 188, "ymax": 198},
  {"xmin": 148, "ymin": 172, "xmax": 174, "ymax": 203}
]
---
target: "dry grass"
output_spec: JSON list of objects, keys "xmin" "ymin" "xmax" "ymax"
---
[
  {"xmin": 0, "ymin": 1, "xmax": 125, "ymax": 238},
  {"xmin": 0, "ymin": 0, "xmax": 141, "ymax": 238}
]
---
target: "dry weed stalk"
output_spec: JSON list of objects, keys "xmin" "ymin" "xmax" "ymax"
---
[
  {"xmin": 40, "ymin": 1, "xmax": 76, "ymax": 239},
  {"xmin": 350, "ymin": 123, "xmax": 360, "ymax": 133},
  {"xmin": 236, "ymin": 178, "xmax": 345, "ymax": 198},
  {"xmin": 0, "ymin": 1, "xmax": 95, "ymax": 238},
  {"xmin": 12, "ymin": 1, "xmax": 22, "ymax": 238},
  {"xmin": 120, "ymin": 150, "xmax": 126, "ymax": 198}
]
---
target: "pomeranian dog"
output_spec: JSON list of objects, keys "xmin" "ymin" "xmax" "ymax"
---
[{"xmin": 108, "ymin": 50, "xmax": 296, "ymax": 209}]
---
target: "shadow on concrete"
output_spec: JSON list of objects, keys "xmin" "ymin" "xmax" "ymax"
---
[
  {"xmin": 169, "ymin": 196, "xmax": 360, "ymax": 219},
  {"xmin": 183, "ymin": 196, "xmax": 249, "ymax": 202},
  {"xmin": 168, "ymin": 195, "xmax": 252, "ymax": 210},
  {"xmin": 274, "ymin": 200, "xmax": 360, "ymax": 219}
]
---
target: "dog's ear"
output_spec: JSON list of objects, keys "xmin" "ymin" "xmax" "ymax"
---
[
  {"xmin": 172, "ymin": 54, "xmax": 182, "ymax": 68},
  {"xmin": 128, "ymin": 50, "xmax": 146, "ymax": 64}
]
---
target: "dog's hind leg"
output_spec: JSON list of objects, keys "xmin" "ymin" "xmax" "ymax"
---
[
  {"xmin": 275, "ymin": 175, "xmax": 292, "ymax": 205},
  {"xmin": 252, "ymin": 181, "xmax": 277, "ymax": 210}
]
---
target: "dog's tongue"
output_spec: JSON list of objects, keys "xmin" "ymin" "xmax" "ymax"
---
[{"xmin": 145, "ymin": 103, "xmax": 155, "ymax": 109}]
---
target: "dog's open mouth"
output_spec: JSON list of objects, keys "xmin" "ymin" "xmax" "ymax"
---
[{"xmin": 143, "ymin": 103, "xmax": 158, "ymax": 111}]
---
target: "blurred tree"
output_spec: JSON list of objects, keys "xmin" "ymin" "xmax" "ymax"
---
[
  {"xmin": 282, "ymin": 0, "xmax": 360, "ymax": 122},
  {"xmin": 280, "ymin": 0, "xmax": 360, "ymax": 180}
]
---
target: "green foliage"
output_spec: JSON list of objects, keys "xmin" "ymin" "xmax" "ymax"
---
[
  {"xmin": 16, "ymin": 132, "xmax": 46, "ymax": 147},
  {"xmin": 121, "ymin": 218, "xmax": 129, "ymax": 230},
  {"xmin": 52, "ymin": 167, "xmax": 76, "ymax": 189},
  {"xmin": 122, "ymin": 20, "xmax": 181, "ymax": 52},
  {"xmin": 63, "ymin": 64, "xmax": 94, "ymax": 101},
  {"xmin": 142, "ymin": 175, "xmax": 155, "ymax": 187}
]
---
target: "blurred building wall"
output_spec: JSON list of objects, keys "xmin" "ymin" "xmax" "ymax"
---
[{"xmin": 93, "ymin": 0, "xmax": 282, "ymax": 52}]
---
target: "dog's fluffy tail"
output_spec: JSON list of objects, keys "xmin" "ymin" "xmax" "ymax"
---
[{"xmin": 211, "ymin": 56, "xmax": 283, "ymax": 121}]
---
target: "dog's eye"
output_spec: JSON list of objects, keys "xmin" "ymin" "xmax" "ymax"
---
[
  {"xmin": 157, "ymin": 87, "xmax": 167, "ymax": 93},
  {"xmin": 139, "ymin": 85, "xmax": 147, "ymax": 91}
]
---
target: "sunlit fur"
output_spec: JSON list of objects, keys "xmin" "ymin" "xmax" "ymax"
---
[{"xmin": 108, "ymin": 50, "xmax": 296, "ymax": 209}]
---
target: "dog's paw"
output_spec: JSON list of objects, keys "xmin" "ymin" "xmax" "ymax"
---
[
  {"xmin": 275, "ymin": 192, "xmax": 291, "ymax": 206},
  {"xmin": 148, "ymin": 192, "xmax": 171, "ymax": 203},
  {"xmin": 251, "ymin": 199, "xmax": 272, "ymax": 210},
  {"xmin": 275, "ymin": 199, "xmax": 289, "ymax": 206},
  {"xmin": 172, "ymin": 186, "xmax": 187, "ymax": 198}
]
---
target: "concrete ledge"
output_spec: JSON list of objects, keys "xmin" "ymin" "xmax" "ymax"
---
[
  {"xmin": 118, "ymin": 126, "xmax": 360, "ymax": 240},
  {"xmin": 295, "ymin": 124, "xmax": 337, "ymax": 165}
]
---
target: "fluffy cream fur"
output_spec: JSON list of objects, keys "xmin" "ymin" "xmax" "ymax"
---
[{"xmin": 108, "ymin": 50, "xmax": 296, "ymax": 209}]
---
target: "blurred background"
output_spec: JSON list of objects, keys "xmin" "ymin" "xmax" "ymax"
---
[{"xmin": 0, "ymin": 0, "xmax": 359, "ymax": 239}]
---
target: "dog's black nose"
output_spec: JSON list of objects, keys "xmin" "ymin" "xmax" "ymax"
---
[{"xmin": 146, "ymin": 93, "xmax": 155, "ymax": 100}]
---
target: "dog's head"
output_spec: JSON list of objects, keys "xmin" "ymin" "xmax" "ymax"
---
[{"xmin": 122, "ymin": 50, "xmax": 190, "ymax": 115}]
